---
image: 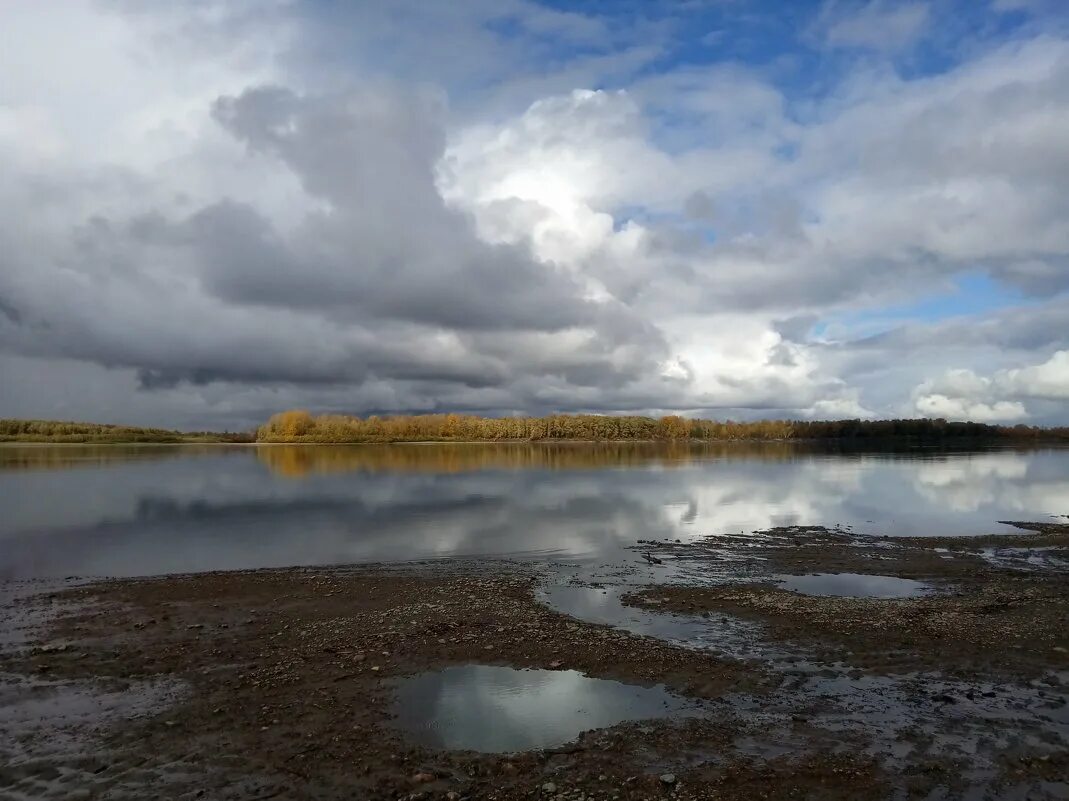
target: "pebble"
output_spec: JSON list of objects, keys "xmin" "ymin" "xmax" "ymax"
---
[
  {"xmin": 541, "ymin": 782, "xmax": 557, "ymax": 793},
  {"xmin": 660, "ymin": 773, "xmax": 676, "ymax": 785}
]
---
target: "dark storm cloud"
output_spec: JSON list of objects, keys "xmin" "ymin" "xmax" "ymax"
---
[
  {"xmin": 191, "ymin": 86, "xmax": 599, "ymax": 333},
  {"xmin": 0, "ymin": 79, "xmax": 670, "ymax": 403},
  {"xmin": 0, "ymin": 296, "xmax": 22, "ymax": 325},
  {"xmin": 135, "ymin": 364, "xmax": 360, "ymax": 391}
]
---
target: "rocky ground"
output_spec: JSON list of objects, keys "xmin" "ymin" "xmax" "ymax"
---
[
  {"xmin": 1, "ymin": 523, "xmax": 1067, "ymax": 800},
  {"xmin": 625, "ymin": 521, "xmax": 1069, "ymax": 678}
]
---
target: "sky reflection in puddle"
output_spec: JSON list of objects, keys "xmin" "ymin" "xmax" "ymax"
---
[
  {"xmin": 539, "ymin": 583, "xmax": 777, "ymax": 661},
  {"xmin": 773, "ymin": 573, "xmax": 934, "ymax": 598},
  {"xmin": 390, "ymin": 665, "xmax": 703, "ymax": 753}
]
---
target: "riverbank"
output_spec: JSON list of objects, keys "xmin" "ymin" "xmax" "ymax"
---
[
  {"xmin": 1, "ymin": 566, "xmax": 809, "ymax": 800},
  {"xmin": 625, "ymin": 522, "xmax": 1069, "ymax": 678},
  {"xmin": 1, "ymin": 523, "xmax": 1067, "ymax": 799}
]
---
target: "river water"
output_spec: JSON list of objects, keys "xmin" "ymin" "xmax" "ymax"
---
[{"xmin": 1, "ymin": 442, "xmax": 1067, "ymax": 580}]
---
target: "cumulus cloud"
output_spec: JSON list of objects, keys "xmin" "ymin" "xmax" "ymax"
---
[
  {"xmin": 0, "ymin": 1, "xmax": 1067, "ymax": 427},
  {"xmin": 806, "ymin": 395, "xmax": 877, "ymax": 420},
  {"xmin": 912, "ymin": 351, "xmax": 1069, "ymax": 422},
  {"xmin": 1002, "ymin": 350, "xmax": 1069, "ymax": 400},
  {"xmin": 914, "ymin": 394, "xmax": 1027, "ymax": 423}
]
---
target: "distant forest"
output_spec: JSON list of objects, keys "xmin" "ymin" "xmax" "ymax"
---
[
  {"xmin": 3, "ymin": 413, "xmax": 1067, "ymax": 445},
  {"xmin": 0, "ymin": 419, "xmax": 253, "ymax": 444},
  {"xmin": 257, "ymin": 410, "xmax": 1069, "ymax": 444}
]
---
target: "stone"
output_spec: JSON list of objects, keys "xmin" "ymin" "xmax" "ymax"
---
[
  {"xmin": 541, "ymin": 782, "xmax": 557, "ymax": 793},
  {"xmin": 659, "ymin": 773, "xmax": 676, "ymax": 785}
]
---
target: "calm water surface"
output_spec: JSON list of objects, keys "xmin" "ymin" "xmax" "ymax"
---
[
  {"xmin": 390, "ymin": 665, "xmax": 702, "ymax": 752},
  {"xmin": 772, "ymin": 573, "xmax": 934, "ymax": 598},
  {"xmin": 1, "ymin": 442, "xmax": 1067, "ymax": 580}
]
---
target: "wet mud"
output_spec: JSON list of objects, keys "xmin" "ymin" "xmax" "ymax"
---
[
  {"xmin": 0, "ymin": 522, "xmax": 1066, "ymax": 800},
  {"xmin": 625, "ymin": 522, "xmax": 1069, "ymax": 678}
]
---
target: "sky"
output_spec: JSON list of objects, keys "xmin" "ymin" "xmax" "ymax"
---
[{"xmin": 0, "ymin": 0, "xmax": 1068, "ymax": 430}]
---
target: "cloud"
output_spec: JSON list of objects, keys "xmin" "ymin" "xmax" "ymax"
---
[
  {"xmin": 1002, "ymin": 350, "xmax": 1069, "ymax": 400},
  {"xmin": 817, "ymin": 1, "xmax": 931, "ymax": 52},
  {"xmin": 0, "ymin": 1, "xmax": 1067, "ymax": 427},
  {"xmin": 914, "ymin": 393, "xmax": 1027, "ymax": 423},
  {"xmin": 194, "ymin": 84, "xmax": 601, "ymax": 333},
  {"xmin": 806, "ymin": 395, "xmax": 877, "ymax": 420},
  {"xmin": 911, "ymin": 351, "xmax": 1069, "ymax": 422}
]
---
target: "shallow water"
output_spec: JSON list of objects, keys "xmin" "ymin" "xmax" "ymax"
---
[
  {"xmin": 773, "ymin": 573, "xmax": 934, "ymax": 598},
  {"xmin": 1, "ymin": 442, "xmax": 1067, "ymax": 579},
  {"xmin": 539, "ymin": 583, "xmax": 780, "ymax": 661},
  {"xmin": 2, "ymin": 442, "xmax": 1067, "ymax": 797},
  {"xmin": 389, "ymin": 665, "xmax": 703, "ymax": 752}
]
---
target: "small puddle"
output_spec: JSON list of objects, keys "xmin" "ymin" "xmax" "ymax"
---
[
  {"xmin": 390, "ymin": 665, "xmax": 703, "ymax": 753},
  {"xmin": 773, "ymin": 573, "xmax": 933, "ymax": 598},
  {"xmin": 539, "ymin": 583, "xmax": 775, "ymax": 661}
]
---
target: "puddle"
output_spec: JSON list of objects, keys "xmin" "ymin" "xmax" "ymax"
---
[
  {"xmin": 980, "ymin": 546, "xmax": 1069, "ymax": 573},
  {"xmin": 773, "ymin": 573, "xmax": 933, "ymax": 598},
  {"xmin": 390, "ymin": 665, "xmax": 703, "ymax": 753},
  {"xmin": 539, "ymin": 583, "xmax": 776, "ymax": 661}
]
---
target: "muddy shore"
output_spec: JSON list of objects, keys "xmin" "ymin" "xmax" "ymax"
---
[
  {"xmin": 1, "ymin": 523, "xmax": 1067, "ymax": 800},
  {"xmin": 626, "ymin": 521, "xmax": 1069, "ymax": 678}
]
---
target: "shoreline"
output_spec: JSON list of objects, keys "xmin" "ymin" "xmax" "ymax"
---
[
  {"xmin": 6, "ymin": 436, "xmax": 1069, "ymax": 447},
  {"xmin": 1, "ymin": 523, "xmax": 1066, "ymax": 799}
]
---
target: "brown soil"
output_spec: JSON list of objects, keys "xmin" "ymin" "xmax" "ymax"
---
[
  {"xmin": 900, "ymin": 519, "xmax": 1069, "ymax": 549},
  {"xmin": 625, "ymin": 575, "xmax": 1068, "ymax": 677},
  {"xmin": 0, "ymin": 566, "xmax": 889, "ymax": 801},
  {"xmin": 2, "ymin": 523, "xmax": 1066, "ymax": 800},
  {"xmin": 626, "ymin": 524, "xmax": 1069, "ymax": 678}
]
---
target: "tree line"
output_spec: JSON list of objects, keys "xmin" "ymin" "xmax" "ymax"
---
[
  {"xmin": 256, "ymin": 410, "xmax": 1069, "ymax": 444},
  {"xmin": 256, "ymin": 411, "xmax": 794, "ymax": 442},
  {"xmin": 0, "ymin": 419, "xmax": 254, "ymax": 443},
  {"xmin": 4, "ymin": 413, "xmax": 1066, "ymax": 445},
  {"xmin": 792, "ymin": 418, "xmax": 1069, "ymax": 441}
]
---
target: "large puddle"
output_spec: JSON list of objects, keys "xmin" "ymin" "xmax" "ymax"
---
[
  {"xmin": 773, "ymin": 573, "xmax": 934, "ymax": 598},
  {"xmin": 390, "ymin": 665, "xmax": 703, "ymax": 753}
]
